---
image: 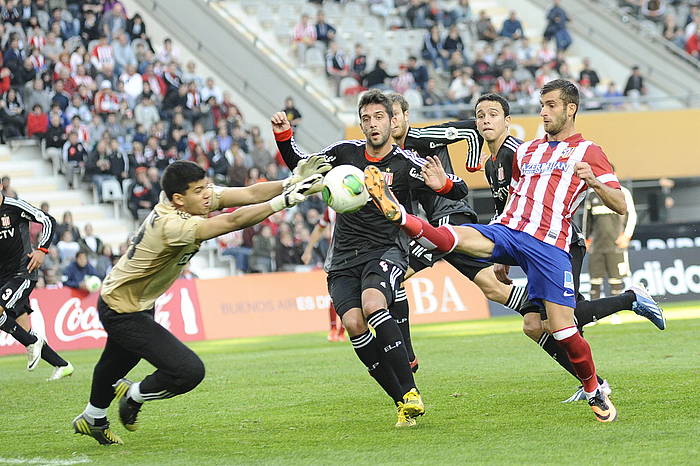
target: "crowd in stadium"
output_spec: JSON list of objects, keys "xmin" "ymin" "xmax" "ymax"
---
[
  {"xmin": 297, "ymin": 0, "xmax": 698, "ymax": 110},
  {"xmin": 0, "ymin": 0, "xmax": 332, "ymax": 285}
]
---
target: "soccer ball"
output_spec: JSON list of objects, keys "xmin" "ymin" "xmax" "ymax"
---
[
  {"xmin": 321, "ymin": 165, "xmax": 370, "ymax": 214},
  {"xmin": 84, "ymin": 275, "xmax": 102, "ymax": 293}
]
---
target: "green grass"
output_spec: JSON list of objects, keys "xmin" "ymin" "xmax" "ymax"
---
[{"xmin": 2, "ymin": 303, "xmax": 699, "ymax": 465}]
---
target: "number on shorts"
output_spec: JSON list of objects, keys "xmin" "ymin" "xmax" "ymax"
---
[{"xmin": 2, "ymin": 288, "xmax": 11, "ymax": 301}]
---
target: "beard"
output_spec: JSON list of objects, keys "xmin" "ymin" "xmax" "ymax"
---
[
  {"xmin": 545, "ymin": 114, "xmax": 567, "ymax": 136},
  {"xmin": 366, "ymin": 130, "xmax": 389, "ymax": 149}
]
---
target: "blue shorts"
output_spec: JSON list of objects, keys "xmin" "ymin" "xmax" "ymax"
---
[{"xmin": 466, "ymin": 223, "xmax": 576, "ymax": 308}]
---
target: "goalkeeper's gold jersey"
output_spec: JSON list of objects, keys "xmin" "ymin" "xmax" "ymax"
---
[{"xmin": 101, "ymin": 186, "xmax": 221, "ymax": 313}]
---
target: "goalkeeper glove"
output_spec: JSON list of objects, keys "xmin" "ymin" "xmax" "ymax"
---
[
  {"xmin": 283, "ymin": 155, "xmax": 332, "ymax": 190},
  {"xmin": 270, "ymin": 174, "xmax": 324, "ymax": 212}
]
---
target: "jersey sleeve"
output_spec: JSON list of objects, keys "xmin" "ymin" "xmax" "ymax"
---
[
  {"xmin": 406, "ymin": 120, "xmax": 483, "ymax": 170},
  {"xmin": 162, "ymin": 213, "xmax": 207, "ymax": 247},
  {"xmin": 584, "ymin": 145, "xmax": 620, "ymax": 189},
  {"xmin": 510, "ymin": 149, "xmax": 521, "ymax": 193},
  {"xmin": 402, "ymin": 149, "xmax": 468, "ymax": 200},
  {"xmin": 11, "ymin": 197, "xmax": 56, "ymax": 250},
  {"xmin": 274, "ymin": 128, "xmax": 344, "ymax": 170}
]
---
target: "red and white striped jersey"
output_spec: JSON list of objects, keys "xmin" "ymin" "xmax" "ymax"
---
[{"xmin": 495, "ymin": 133, "xmax": 620, "ymax": 251}]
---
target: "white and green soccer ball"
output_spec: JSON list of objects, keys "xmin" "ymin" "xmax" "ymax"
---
[
  {"xmin": 321, "ymin": 165, "xmax": 370, "ymax": 214},
  {"xmin": 84, "ymin": 275, "xmax": 102, "ymax": 293}
]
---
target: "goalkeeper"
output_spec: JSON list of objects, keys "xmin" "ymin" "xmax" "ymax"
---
[{"xmin": 72, "ymin": 159, "xmax": 329, "ymax": 445}]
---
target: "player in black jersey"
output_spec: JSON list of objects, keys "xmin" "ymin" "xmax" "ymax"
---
[
  {"xmin": 387, "ymin": 93, "xmax": 531, "ymax": 372},
  {"xmin": 0, "ymin": 192, "xmax": 74, "ymax": 380},
  {"xmin": 272, "ymin": 90, "xmax": 468, "ymax": 427},
  {"xmin": 476, "ymin": 93, "xmax": 665, "ymax": 401}
]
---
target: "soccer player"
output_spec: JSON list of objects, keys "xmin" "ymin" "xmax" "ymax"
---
[
  {"xmin": 366, "ymin": 80, "xmax": 657, "ymax": 422},
  {"xmin": 272, "ymin": 89, "xmax": 468, "ymax": 427},
  {"xmin": 476, "ymin": 92, "xmax": 664, "ymax": 402},
  {"xmin": 0, "ymin": 192, "xmax": 74, "ymax": 380},
  {"xmin": 72, "ymin": 159, "xmax": 327, "ymax": 445},
  {"xmin": 301, "ymin": 207, "xmax": 346, "ymax": 342}
]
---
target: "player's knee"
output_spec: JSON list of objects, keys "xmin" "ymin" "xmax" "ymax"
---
[
  {"xmin": 174, "ymin": 354, "xmax": 205, "ymax": 393},
  {"xmin": 341, "ymin": 312, "xmax": 367, "ymax": 335},
  {"xmin": 522, "ymin": 314, "xmax": 543, "ymax": 340}
]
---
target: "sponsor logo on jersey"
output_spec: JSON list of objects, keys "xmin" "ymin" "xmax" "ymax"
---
[
  {"xmin": 409, "ymin": 167, "xmax": 424, "ymax": 181},
  {"xmin": 429, "ymin": 141, "xmax": 446, "ymax": 148},
  {"xmin": 522, "ymin": 161, "xmax": 573, "ymax": 175},
  {"xmin": 1, "ymin": 215, "xmax": 10, "ymax": 228}
]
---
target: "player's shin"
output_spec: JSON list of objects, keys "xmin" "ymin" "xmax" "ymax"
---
[
  {"xmin": 574, "ymin": 290, "xmax": 636, "ymax": 326},
  {"xmin": 552, "ymin": 326, "xmax": 598, "ymax": 395},
  {"xmin": 349, "ymin": 328, "xmax": 403, "ymax": 403},
  {"xmin": 367, "ymin": 309, "xmax": 416, "ymax": 395},
  {"xmin": 0, "ymin": 311, "xmax": 39, "ymax": 346},
  {"xmin": 389, "ymin": 287, "xmax": 416, "ymax": 364}
]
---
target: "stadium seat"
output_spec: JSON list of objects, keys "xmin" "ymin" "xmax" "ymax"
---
[
  {"xmin": 101, "ymin": 178, "xmax": 124, "ymax": 219},
  {"xmin": 305, "ymin": 47, "xmax": 325, "ymax": 70}
]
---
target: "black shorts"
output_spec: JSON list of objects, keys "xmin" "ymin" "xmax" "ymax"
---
[
  {"xmin": 0, "ymin": 276, "xmax": 35, "ymax": 318},
  {"xmin": 518, "ymin": 242, "xmax": 587, "ymax": 320},
  {"xmin": 409, "ymin": 212, "xmax": 491, "ymax": 280},
  {"xmin": 327, "ymin": 259, "xmax": 405, "ymax": 316}
]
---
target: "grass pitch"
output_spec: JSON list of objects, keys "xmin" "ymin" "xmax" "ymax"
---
[{"xmin": 1, "ymin": 303, "xmax": 699, "ymax": 465}]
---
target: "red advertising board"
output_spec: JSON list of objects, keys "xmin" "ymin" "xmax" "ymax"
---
[{"xmin": 0, "ymin": 279, "xmax": 206, "ymax": 356}]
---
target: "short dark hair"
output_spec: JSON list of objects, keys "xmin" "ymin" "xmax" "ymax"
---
[
  {"xmin": 388, "ymin": 93, "xmax": 409, "ymax": 113},
  {"xmin": 475, "ymin": 93, "xmax": 510, "ymax": 116},
  {"xmin": 541, "ymin": 79, "xmax": 579, "ymax": 118},
  {"xmin": 358, "ymin": 89, "xmax": 393, "ymax": 119},
  {"xmin": 161, "ymin": 160, "xmax": 206, "ymax": 201}
]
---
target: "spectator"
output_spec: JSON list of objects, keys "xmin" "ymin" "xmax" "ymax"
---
[
  {"xmin": 501, "ymin": 10, "xmax": 524, "ymax": 40},
  {"xmin": 447, "ymin": 68, "xmax": 477, "ymax": 104},
  {"xmin": 155, "ymin": 37, "xmax": 180, "ymax": 64},
  {"xmin": 29, "ymin": 201, "xmax": 50, "ymax": 246},
  {"xmin": 421, "ymin": 78, "xmax": 446, "ymax": 115},
  {"xmin": 544, "ymin": 0, "xmax": 571, "ymax": 51},
  {"xmin": 90, "ymin": 36, "xmax": 115, "ymax": 72},
  {"xmin": 134, "ymin": 94, "xmax": 160, "ymax": 132},
  {"xmin": 422, "ymin": 25, "xmax": 447, "ymax": 70},
  {"xmin": 291, "ymin": 14, "xmax": 317, "ymax": 64},
  {"xmin": 325, "ymin": 41, "xmax": 349, "ymax": 96},
  {"xmin": 55, "ymin": 211, "xmax": 81, "ymax": 245},
  {"xmin": 200, "ymin": 77, "xmax": 223, "ymax": 104},
  {"xmin": 249, "ymin": 225, "xmax": 275, "ymax": 273},
  {"xmin": 363, "ymin": 59, "xmax": 396, "ymax": 90},
  {"xmin": 579, "ymin": 77, "xmax": 602, "ymax": 111},
  {"xmin": 63, "ymin": 250, "xmax": 101, "ymax": 289},
  {"xmin": 369, "ymin": 0, "xmax": 394, "ymax": 19},
  {"xmin": 26, "ymin": 103, "xmax": 48, "ymax": 137},
  {"xmin": 24, "ymin": 78, "xmax": 52, "ymax": 113},
  {"xmin": 127, "ymin": 166, "xmax": 158, "ymax": 221},
  {"xmin": 662, "ymin": 14, "xmax": 685, "ymax": 49},
  {"xmin": 686, "ymin": 29, "xmax": 700, "ymax": 59},
  {"xmin": 57, "ymin": 230, "xmax": 81, "ymax": 265},
  {"xmin": 641, "ymin": 0, "xmax": 666, "ymax": 23},
  {"xmin": 79, "ymin": 223, "xmax": 103, "ymax": 259},
  {"xmin": 283, "ymin": 97, "xmax": 302, "ymax": 129},
  {"xmin": 94, "ymin": 244, "xmax": 114, "ymax": 278},
  {"xmin": 578, "ymin": 57, "xmax": 600, "ymax": 88},
  {"xmin": 442, "ymin": 25, "xmax": 465, "ymax": 60},
  {"xmin": 61, "ymin": 131, "xmax": 88, "ymax": 188},
  {"xmin": 495, "ymin": 68, "xmax": 518, "ymax": 102},
  {"xmin": 51, "ymin": 79, "xmax": 70, "ymax": 111},
  {"xmin": 94, "ymin": 80, "xmax": 121, "ymax": 114},
  {"xmin": 476, "ymin": 10, "xmax": 498, "ymax": 42},
  {"xmin": 392, "ymin": 65, "xmax": 415, "ymax": 94},
  {"xmin": 44, "ymin": 113, "xmax": 67, "ymax": 149},
  {"xmin": 350, "ymin": 43, "xmax": 368, "ymax": 81},
  {"xmin": 207, "ymin": 138, "xmax": 229, "ymax": 184},
  {"xmin": 112, "ymin": 32, "xmax": 137, "ymax": 74},
  {"xmin": 1, "ymin": 175, "xmax": 18, "ymax": 198},
  {"xmin": 86, "ymin": 139, "xmax": 115, "ymax": 200},
  {"xmin": 406, "ymin": 0, "xmax": 429, "ymax": 29},
  {"xmin": 44, "ymin": 268, "xmax": 63, "ymax": 289},
  {"xmin": 623, "ymin": 65, "xmax": 647, "ymax": 96},
  {"xmin": 1, "ymin": 88, "xmax": 26, "ymax": 138},
  {"xmin": 219, "ymin": 228, "xmax": 251, "ymax": 273},
  {"xmin": 407, "ymin": 56, "xmax": 429, "ymax": 90},
  {"xmin": 314, "ymin": 11, "xmax": 336, "ymax": 47},
  {"xmin": 276, "ymin": 228, "xmax": 303, "ymax": 271},
  {"xmin": 227, "ymin": 151, "xmax": 248, "ymax": 187}
]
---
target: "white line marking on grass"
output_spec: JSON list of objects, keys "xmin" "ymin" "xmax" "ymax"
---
[{"xmin": 0, "ymin": 457, "xmax": 91, "ymax": 465}]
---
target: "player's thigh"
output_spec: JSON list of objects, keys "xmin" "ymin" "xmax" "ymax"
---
[
  {"xmin": 543, "ymin": 301, "xmax": 575, "ymax": 331},
  {"xmin": 588, "ymin": 251, "xmax": 606, "ymax": 279},
  {"xmin": 0, "ymin": 277, "xmax": 34, "ymax": 316},
  {"xmin": 361, "ymin": 259, "xmax": 405, "ymax": 314},
  {"xmin": 452, "ymin": 225, "xmax": 495, "ymax": 258},
  {"xmin": 134, "ymin": 312, "xmax": 202, "ymax": 375},
  {"xmin": 327, "ymin": 267, "xmax": 362, "ymax": 318}
]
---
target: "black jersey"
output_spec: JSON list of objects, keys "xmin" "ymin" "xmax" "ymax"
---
[
  {"xmin": 0, "ymin": 196, "xmax": 56, "ymax": 280},
  {"xmin": 483, "ymin": 135, "xmax": 585, "ymax": 247},
  {"xmin": 483, "ymin": 135, "xmax": 522, "ymax": 218},
  {"xmin": 404, "ymin": 120, "xmax": 482, "ymax": 224},
  {"xmin": 277, "ymin": 134, "xmax": 467, "ymax": 272}
]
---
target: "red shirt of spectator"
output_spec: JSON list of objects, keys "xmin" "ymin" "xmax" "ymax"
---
[
  {"xmin": 0, "ymin": 67, "xmax": 10, "ymax": 94},
  {"xmin": 91, "ymin": 41, "xmax": 115, "ymax": 70},
  {"xmin": 26, "ymin": 109, "xmax": 49, "ymax": 137},
  {"xmin": 686, "ymin": 32, "xmax": 700, "ymax": 58},
  {"xmin": 94, "ymin": 82, "xmax": 121, "ymax": 114}
]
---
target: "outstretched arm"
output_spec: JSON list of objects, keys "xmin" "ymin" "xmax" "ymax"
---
[{"xmin": 575, "ymin": 162, "xmax": 626, "ymax": 215}]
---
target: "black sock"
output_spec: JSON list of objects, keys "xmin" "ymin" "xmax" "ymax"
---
[
  {"xmin": 368, "ymin": 309, "xmax": 416, "ymax": 395},
  {"xmin": 350, "ymin": 329, "xmax": 403, "ymax": 403},
  {"xmin": 0, "ymin": 313, "xmax": 38, "ymax": 346},
  {"xmin": 41, "ymin": 343, "xmax": 68, "ymax": 367},
  {"xmin": 574, "ymin": 290, "xmax": 636, "ymax": 326},
  {"xmin": 505, "ymin": 285, "xmax": 528, "ymax": 311},
  {"xmin": 539, "ymin": 333, "xmax": 605, "ymax": 385},
  {"xmin": 389, "ymin": 288, "xmax": 415, "ymax": 362}
]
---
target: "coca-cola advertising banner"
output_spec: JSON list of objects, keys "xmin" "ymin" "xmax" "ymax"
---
[{"xmin": 0, "ymin": 279, "xmax": 206, "ymax": 356}]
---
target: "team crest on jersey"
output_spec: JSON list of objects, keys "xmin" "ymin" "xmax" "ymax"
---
[
  {"xmin": 444, "ymin": 127, "xmax": 458, "ymax": 140},
  {"xmin": 1, "ymin": 215, "xmax": 10, "ymax": 228},
  {"xmin": 561, "ymin": 147, "xmax": 575, "ymax": 158},
  {"xmin": 383, "ymin": 171, "xmax": 394, "ymax": 185},
  {"xmin": 497, "ymin": 165, "xmax": 504, "ymax": 182}
]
